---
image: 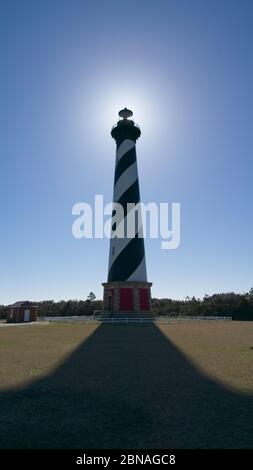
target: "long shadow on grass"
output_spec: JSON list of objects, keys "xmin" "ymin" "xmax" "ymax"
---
[{"xmin": 0, "ymin": 323, "xmax": 253, "ymax": 448}]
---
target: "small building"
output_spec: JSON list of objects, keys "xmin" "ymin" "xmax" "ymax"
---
[{"xmin": 7, "ymin": 301, "xmax": 38, "ymax": 323}]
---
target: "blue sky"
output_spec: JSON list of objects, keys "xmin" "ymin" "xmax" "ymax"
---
[{"xmin": 1, "ymin": 0, "xmax": 252, "ymax": 304}]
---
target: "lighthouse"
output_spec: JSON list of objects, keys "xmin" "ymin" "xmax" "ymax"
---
[{"xmin": 102, "ymin": 108, "xmax": 152, "ymax": 315}]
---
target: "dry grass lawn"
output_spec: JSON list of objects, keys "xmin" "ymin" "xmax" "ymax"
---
[
  {"xmin": 0, "ymin": 323, "xmax": 99, "ymax": 389},
  {"xmin": 0, "ymin": 321, "xmax": 252, "ymax": 448},
  {"xmin": 157, "ymin": 321, "xmax": 253, "ymax": 394}
]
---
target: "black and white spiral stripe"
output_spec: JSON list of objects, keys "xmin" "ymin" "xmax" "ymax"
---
[{"xmin": 108, "ymin": 138, "xmax": 147, "ymax": 282}]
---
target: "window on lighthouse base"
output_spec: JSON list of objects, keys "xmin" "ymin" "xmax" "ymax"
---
[{"xmin": 139, "ymin": 288, "xmax": 149, "ymax": 311}]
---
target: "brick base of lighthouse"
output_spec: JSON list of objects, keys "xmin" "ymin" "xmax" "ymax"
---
[{"xmin": 102, "ymin": 281, "xmax": 152, "ymax": 316}]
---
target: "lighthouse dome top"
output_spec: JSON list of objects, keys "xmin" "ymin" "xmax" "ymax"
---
[
  {"xmin": 118, "ymin": 108, "xmax": 133, "ymax": 120},
  {"xmin": 111, "ymin": 108, "xmax": 141, "ymax": 142}
]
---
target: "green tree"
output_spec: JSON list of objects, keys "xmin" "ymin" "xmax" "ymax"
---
[{"xmin": 87, "ymin": 292, "xmax": 96, "ymax": 302}]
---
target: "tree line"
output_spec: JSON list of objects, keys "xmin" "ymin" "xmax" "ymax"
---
[
  {"xmin": 152, "ymin": 290, "xmax": 253, "ymax": 320},
  {"xmin": 0, "ymin": 290, "xmax": 253, "ymax": 320}
]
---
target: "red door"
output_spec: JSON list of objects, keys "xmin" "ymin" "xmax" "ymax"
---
[{"xmin": 120, "ymin": 288, "xmax": 134, "ymax": 311}]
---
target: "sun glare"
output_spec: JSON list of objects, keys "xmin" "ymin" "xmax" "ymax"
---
[{"xmin": 84, "ymin": 73, "xmax": 162, "ymax": 141}]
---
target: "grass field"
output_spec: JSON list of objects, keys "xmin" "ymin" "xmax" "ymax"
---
[{"xmin": 0, "ymin": 321, "xmax": 252, "ymax": 448}]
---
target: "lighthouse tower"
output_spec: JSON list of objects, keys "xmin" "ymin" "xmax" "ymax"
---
[{"xmin": 102, "ymin": 108, "xmax": 152, "ymax": 315}]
